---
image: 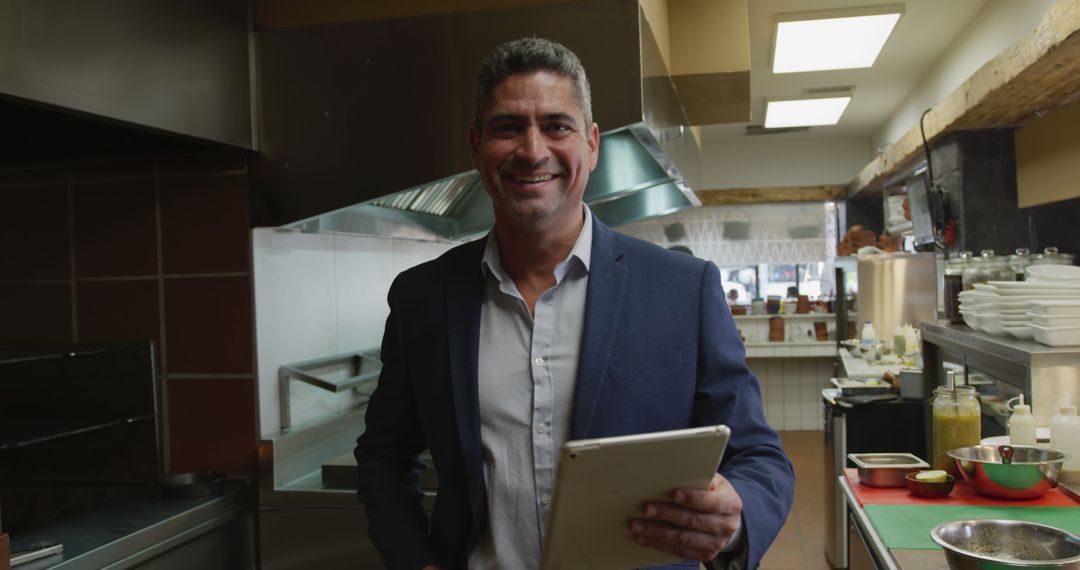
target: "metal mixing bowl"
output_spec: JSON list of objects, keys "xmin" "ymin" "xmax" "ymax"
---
[
  {"xmin": 932, "ymin": 519, "xmax": 1080, "ymax": 569},
  {"xmin": 948, "ymin": 445, "xmax": 1069, "ymax": 500}
]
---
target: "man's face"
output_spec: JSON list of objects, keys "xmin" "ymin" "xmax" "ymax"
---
[{"xmin": 469, "ymin": 71, "xmax": 599, "ymax": 229}]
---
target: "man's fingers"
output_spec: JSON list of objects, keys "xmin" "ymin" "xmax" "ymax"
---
[
  {"xmin": 629, "ymin": 520, "xmax": 724, "ymax": 561},
  {"xmin": 632, "ymin": 535, "xmax": 715, "ymax": 562},
  {"xmin": 673, "ymin": 474, "xmax": 741, "ymax": 516},
  {"xmin": 641, "ymin": 502, "xmax": 730, "ymax": 535}
]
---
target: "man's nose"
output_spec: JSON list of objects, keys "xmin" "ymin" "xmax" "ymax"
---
[{"xmin": 514, "ymin": 126, "xmax": 549, "ymax": 165}]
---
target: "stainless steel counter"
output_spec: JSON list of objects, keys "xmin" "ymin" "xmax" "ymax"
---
[
  {"xmin": 257, "ymin": 407, "xmax": 434, "ymax": 569},
  {"xmin": 9, "ymin": 485, "xmax": 254, "ymax": 570}
]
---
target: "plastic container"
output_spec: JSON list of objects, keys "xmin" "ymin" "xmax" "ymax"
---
[
  {"xmin": 931, "ymin": 377, "xmax": 981, "ymax": 476},
  {"xmin": 1008, "ymin": 397, "xmax": 1036, "ymax": 446},
  {"xmin": 1030, "ymin": 323, "xmax": 1080, "ymax": 347},
  {"xmin": 1050, "ymin": 404, "xmax": 1080, "ymax": 484}
]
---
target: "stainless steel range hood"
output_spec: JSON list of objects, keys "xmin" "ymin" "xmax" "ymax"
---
[{"xmin": 256, "ymin": 0, "xmax": 700, "ymax": 239}]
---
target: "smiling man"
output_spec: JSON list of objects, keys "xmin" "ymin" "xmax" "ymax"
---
[{"xmin": 356, "ymin": 38, "xmax": 794, "ymax": 570}]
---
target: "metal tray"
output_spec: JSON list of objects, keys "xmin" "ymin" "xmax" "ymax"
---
[
  {"xmin": 830, "ymin": 377, "xmax": 891, "ymax": 396},
  {"xmin": 848, "ymin": 452, "xmax": 929, "ymax": 487}
]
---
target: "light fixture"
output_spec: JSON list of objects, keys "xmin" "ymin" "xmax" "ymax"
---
[
  {"xmin": 764, "ymin": 96, "xmax": 852, "ymax": 128},
  {"xmin": 772, "ymin": 5, "xmax": 903, "ymax": 74}
]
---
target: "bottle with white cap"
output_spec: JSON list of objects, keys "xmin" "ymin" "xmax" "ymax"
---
[
  {"xmin": 1008, "ymin": 395, "xmax": 1036, "ymax": 446},
  {"xmin": 1050, "ymin": 403, "xmax": 1080, "ymax": 484}
]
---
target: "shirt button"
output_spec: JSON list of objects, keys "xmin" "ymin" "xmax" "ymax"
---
[
  {"xmin": 537, "ymin": 423, "xmax": 547, "ymax": 434},
  {"xmin": 541, "ymin": 494, "xmax": 551, "ymax": 505},
  {"xmin": 533, "ymin": 357, "xmax": 544, "ymax": 366}
]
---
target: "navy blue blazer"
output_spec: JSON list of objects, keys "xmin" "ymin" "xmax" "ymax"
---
[{"xmin": 356, "ymin": 215, "xmax": 794, "ymax": 569}]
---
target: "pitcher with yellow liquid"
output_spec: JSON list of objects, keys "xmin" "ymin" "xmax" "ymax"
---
[{"xmin": 931, "ymin": 377, "xmax": 981, "ymax": 477}]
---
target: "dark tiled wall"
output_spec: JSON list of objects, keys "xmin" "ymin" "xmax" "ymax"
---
[
  {"xmin": 932, "ymin": 130, "xmax": 1080, "ymax": 254},
  {"xmin": 0, "ymin": 153, "xmax": 256, "ymax": 477}
]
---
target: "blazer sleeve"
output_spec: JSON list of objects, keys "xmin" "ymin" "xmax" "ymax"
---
[
  {"xmin": 693, "ymin": 261, "xmax": 795, "ymax": 570},
  {"xmin": 355, "ymin": 276, "xmax": 439, "ymax": 569}
]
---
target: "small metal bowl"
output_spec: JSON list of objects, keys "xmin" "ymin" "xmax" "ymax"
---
[
  {"xmin": 948, "ymin": 445, "xmax": 1069, "ymax": 500},
  {"xmin": 931, "ymin": 519, "xmax": 1080, "ymax": 569},
  {"xmin": 905, "ymin": 471, "xmax": 955, "ymax": 498}
]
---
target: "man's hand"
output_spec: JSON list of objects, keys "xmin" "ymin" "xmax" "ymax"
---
[{"xmin": 628, "ymin": 473, "xmax": 743, "ymax": 561}]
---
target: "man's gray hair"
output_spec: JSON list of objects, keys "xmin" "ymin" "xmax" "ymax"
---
[{"xmin": 473, "ymin": 37, "xmax": 593, "ymax": 131}]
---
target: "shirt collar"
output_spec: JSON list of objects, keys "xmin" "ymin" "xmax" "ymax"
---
[{"xmin": 481, "ymin": 204, "xmax": 593, "ymax": 283}]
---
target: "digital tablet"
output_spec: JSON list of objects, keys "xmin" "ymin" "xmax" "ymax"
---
[{"xmin": 539, "ymin": 425, "xmax": 730, "ymax": 570}]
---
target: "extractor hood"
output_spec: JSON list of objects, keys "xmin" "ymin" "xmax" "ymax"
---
[{"xmin": 254, "ymin": 0, "xmax": 701, "ymax": 239}]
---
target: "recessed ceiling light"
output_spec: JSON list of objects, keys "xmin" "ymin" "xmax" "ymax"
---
[
  {"xmin": 773, "ymin": 6, "xmax": 903, "ymax": 74},
  {"xmin": 764, "ymin": 97, "xmax": 852, "ymax": 128}
]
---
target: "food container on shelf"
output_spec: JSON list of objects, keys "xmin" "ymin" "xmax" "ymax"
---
[
  {"xmin": 1031, "ymin": 246, "xmax": 1076, "ymax": 267},
  {"xmin": 963, "ymin": 250, "xmax": 1015, "ymax": 290},
  {"xmin": 1030, "ymin": 323, "xmax": 1080, "ymax": 347},
  {"xmin": 1008, "ymin": 247, "xmax": 1033, "ymax": 281},
  {"xmin": 847, "ymin": 453, "xmax": 930, "ymax": 487},
  {"xmin": 931, "ymin": 519, "xmax": 1080, "ymax": 570},
  {"xmin": 1029, "ymin": 312, "xmax": 1080, "ymax": 327},
  {"xmin": 947, "ymin": 445, "xmax": 1069, "ymax": 500},
  {"xmin": 1029, "ymin": 300, "xmax": 1080, "ymax": 316}
]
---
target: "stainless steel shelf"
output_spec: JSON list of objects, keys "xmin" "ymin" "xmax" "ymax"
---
[{"xmin": 920, "ymin": 320, "xmax": 1080, "ymax": 426}]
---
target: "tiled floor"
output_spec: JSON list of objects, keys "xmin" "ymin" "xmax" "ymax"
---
[{"xmin": 760, "ymin": 431, "xmax": 832, "ymax": 570}]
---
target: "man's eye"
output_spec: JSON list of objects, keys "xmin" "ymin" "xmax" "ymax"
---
[{"xmin": 491, "ymin": 124, "xmax": 521, "ymax": 135}]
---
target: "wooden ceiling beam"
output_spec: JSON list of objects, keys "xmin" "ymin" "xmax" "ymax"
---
[
  {"xmin": 849, "ymin": 0, "xmax": 1080, "ymax": 197},
  {"xmin": 696, "ymin": 185, "xmax": 846, "ymax": 205}
]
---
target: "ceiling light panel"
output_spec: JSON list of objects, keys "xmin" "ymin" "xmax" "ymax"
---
[
  {"xmin": 764, "ymin": 97, "xmax": 852, "ymax": 128},
  {"xmin": 773, "ymin": 7, "xmax": 903, "ymax": 74}
]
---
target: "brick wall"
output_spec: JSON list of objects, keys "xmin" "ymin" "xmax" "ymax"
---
[{"xmin": 0, "ymin": 151, "xmax": 256, "ymax": 477}]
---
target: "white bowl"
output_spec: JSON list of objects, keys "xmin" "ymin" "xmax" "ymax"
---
[
  {"xmin": 1027, "ymin": 264, "xmax": 1080, "ymax": 281},
  {"xmin": 1030, "ymin": 323, "xmax": 1080, "ymax": 347},
  {"xmin": 1028, "ymin": 300, "xmax": 1080, "ymax": 316},
  {"xmin": 960, "ymin": 311, "xmax": 979, "ymax": 329}
]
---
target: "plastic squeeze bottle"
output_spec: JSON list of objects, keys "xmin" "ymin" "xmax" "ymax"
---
[
  {"xmin": 860, "ymin": 321, "xmax": 877, "ymax": 347},
  {"xmin": 1050, "ymin": 404, "xmax": 1080, "ymax": 484},
  {"xmin": 1008, "ymin": 396, "xmax": 1036, "ymax": 446}
]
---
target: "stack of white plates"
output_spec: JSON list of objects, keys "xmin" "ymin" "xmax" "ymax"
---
[
  {"xmin": 1027, "ymin": 299, "xmax": 1080, "ymax": 347},
  {"xmin": 957, "ymin": 280, "xmax": 1080, "ymax": 340}
]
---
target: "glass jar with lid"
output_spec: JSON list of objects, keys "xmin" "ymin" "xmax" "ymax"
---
[
  {"xmin": 945, "ymin": 251, "xmax": 972, "ymax": 323},
  {"xmin": 931, "ymin": 382, "xmax": 981, "ymax": 475},
  {"xmin": 1008, "ymin": 248, "xmax": 1032, "ymax": 281},
  {"xmin": 962, "ymin": 249, "xmax": 1014, "ymax": 290},
  {"xmin": 1030, "ymin": 246, "xmax": 1075, "ymax": 267}
]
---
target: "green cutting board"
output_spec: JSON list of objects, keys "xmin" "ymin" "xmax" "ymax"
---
[{"xmin": 864, "ymin": 505, "xmax": 1080, "ymax": 550}]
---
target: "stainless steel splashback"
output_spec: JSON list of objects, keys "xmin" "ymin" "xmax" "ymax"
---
[
  {"xmin": 857, "ymin": 253, "xmax": 939, "ymax": 343},
  {"xmin": 256, "ymin": 0, "xmax": 700, "ymax": 234}
]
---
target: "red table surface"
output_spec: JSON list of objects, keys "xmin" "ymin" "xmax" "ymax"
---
[{"xmin": 844, "ymin": 468, "xmax": 1079, "ymax": 507}]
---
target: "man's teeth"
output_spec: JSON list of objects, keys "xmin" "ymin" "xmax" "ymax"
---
[{"xmin": 512, "ymin": 175, "xmax": 554, "ymax": 183}]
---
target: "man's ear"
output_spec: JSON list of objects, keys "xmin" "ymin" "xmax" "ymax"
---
[
  {"xmin": 587, "ymin": 122, "xmax": 600, "ymax": 171},
  {"xmin": 468, "ymin": 125, "xmax": 481, "ymax": 167}
]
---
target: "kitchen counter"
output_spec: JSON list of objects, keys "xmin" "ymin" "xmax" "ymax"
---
[
  {"xmin": 838, "ymin": 347, "xmax": 907, "ymax": 379},
  {"xmin": 840, "ymin": 470, "xmax": 1080, "ymax": 569},
  {"xmin": 9, "ymin": 484, "xmax": 253, "ymax": 569}
]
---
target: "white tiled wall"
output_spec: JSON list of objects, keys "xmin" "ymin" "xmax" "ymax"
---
[
  {"xmin": 749, "ymin": 356, "xmax": 835, "ymax": 431},
  {"xmin": 253, "ymin": 229, "xmax": 455, "ymax": 437}
]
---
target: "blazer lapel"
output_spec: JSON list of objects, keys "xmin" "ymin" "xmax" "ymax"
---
[
  {"xmin": 444, "ymin": 238, "xmax": 486, "ymax": 525},
  {"xmin": 571, "ymin": 217, "xmax": 628, "ymax": 439}
]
